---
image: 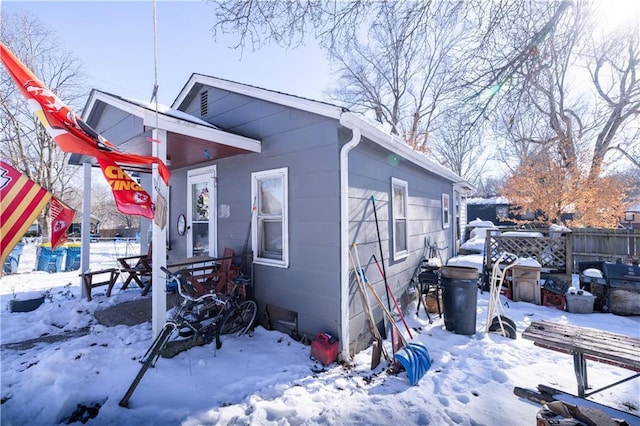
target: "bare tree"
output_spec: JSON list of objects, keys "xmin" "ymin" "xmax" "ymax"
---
[
  {"xmin": 0, "ymin": 10, "xmax": 86, "ymax": 240},
  {"xmin": 327, "ymin": 1, "xmax": 467, "ymax": 152},
  {"xmin": 91, "ymin": 184, "xmax": 140, "ymax": 231},
  {"xmin": 458, "ymin": 0, "xmax": 574, "ymax": 125},
  {"xmin": 485, "ymin": 1, "xmax": 587, "ymax": 172},
  {"xmin": 430, "ymin": 109, "xmax": 488, "ymax": 186},
  {"xmin": 205, "ymin": 2, "xmax": 575, "ymax": 175},
  {"xmin": 589, "ymin": 24, "xmax": 640, "ymax": 179}
]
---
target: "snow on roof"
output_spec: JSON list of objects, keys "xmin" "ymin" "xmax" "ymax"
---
[
  {"xmin": 467, "ymin": 197, "xmax": 510, "ymax": 205},
  {"xmin": 626, "ymin": 202, "xmax": 640, "ymax": 213},
  {"xmin": 467, "ymin": 218, "xmax": 497, "ymax": 228},
  {"xmin": 549, "ymin": 224, "xmax": 571, "ymax": 233},
  {"xmin": 501, "ymin": 231, "xmax": 543, "ymax": 238},
  {"xmin": 124, "ymin": 98, "xmax": 218, "ymax": 128}
]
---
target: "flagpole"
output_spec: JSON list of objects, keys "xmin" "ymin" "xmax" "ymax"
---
[{"xmin": 150, "ymin": 0, "xmax": 168, "ymax": 338}]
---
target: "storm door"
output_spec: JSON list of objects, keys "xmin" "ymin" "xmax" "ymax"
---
[{"xmin": 186, "ymin": 166, "xmax": 217, "ymax": 257}]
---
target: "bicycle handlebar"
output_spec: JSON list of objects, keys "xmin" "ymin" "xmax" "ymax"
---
[{"xmin": 160, "ymin": 265, "xmax": 227, "ymax": 305}]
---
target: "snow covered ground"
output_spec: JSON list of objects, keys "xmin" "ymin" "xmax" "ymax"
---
[{"xmin": 1, "ymin": 241, "xmax": 638, "ymax": 425}]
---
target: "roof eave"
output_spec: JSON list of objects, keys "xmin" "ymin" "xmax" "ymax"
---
[
  {"xmin": 172, "ymin": 73, "xmax": 344, "ymax": 120},
  {"xmin": 340, "ymin": 111, "xmax": 469, "ymax": 185}
]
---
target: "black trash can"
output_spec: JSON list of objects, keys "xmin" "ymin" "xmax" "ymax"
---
[{"xmin": 441, "ymin": 266, "xmax": 479, "ymax": 335}]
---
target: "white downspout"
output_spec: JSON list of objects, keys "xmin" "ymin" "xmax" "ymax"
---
[{"xmin": 338, "ymin": 112, "xmax": 361, "ymax": 361}]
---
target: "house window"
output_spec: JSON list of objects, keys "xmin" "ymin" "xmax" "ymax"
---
[
  {"xmin": 251, "ymin": 168, "xmax": 288, "ymax": 267},
  {"xmin": 392, "ymin": 178, "xmax": 408, "ymax": 259},
  {"xmin": 442, "ymin": 193, "xmax": 450, "ymax": 229}
]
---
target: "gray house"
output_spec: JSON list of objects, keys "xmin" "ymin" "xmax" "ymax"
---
[{"xmin": 73, "ymin": 74, "xmax": 471, "ymax": 359}]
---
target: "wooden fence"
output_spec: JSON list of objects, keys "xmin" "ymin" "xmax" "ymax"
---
[
  {"xmin": 484, "ymin": 228, "xmax": 639, "ymax": 277},
  {"xmin": 571, "ymin": 228, "xmax": 639, "ymax": 271}
]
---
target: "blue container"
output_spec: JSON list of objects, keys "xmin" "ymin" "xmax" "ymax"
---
[
  {"xmin": 64, "ymin": 243, "xmax": 81, "ymax": 271},
  {"xmin": 36, "ymin": 244, "xmax": 65, "ymax": 273},
  {"xmin": 3, "ymin": 243, "xmax": 24, "ymax": 274}
]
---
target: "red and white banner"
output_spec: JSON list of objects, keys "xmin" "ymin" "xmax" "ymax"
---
[
  {"xmin": 0, "ymin": 161, "xmax": 52, "ymax": 265},
  {"xmin": 98, "ymin": 157, "xmax": 154, "ymax": 219},
  {"xmin": 0, "ymin": 42, "xmax": 170, "ymax": 219},
  {"xmin": 50, "ymin": 197, "xmax": 75, "ymax": 250}
]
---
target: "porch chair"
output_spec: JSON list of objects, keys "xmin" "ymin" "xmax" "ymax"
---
[
  {"xmin": 180, "ymin": 248, "xmax": 241, "ymax": 297},
  {"xmin": 117, "ymin": 242, "xmax": 153, "ymax": 296}
]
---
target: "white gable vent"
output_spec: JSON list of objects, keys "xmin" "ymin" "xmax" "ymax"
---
[{"xmin": 200, "ymin": 90, "xmax": 208, "ymax": 116}]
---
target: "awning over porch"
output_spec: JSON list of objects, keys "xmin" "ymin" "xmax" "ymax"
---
[{"xmin": 68, "ymin": 90, "xmax": 261, "ymax": 170}]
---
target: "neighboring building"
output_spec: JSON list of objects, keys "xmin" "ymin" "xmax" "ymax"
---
[
  {"xmin": 466, "ymin": 197, "xmax": 573, "ymax": 228},
  {"xmin": 623, "ymin": 201, "xmax": 640, "ymax": 229},
  {"xmin": 67, "ymin": 213, "xmax": 101, "ymax": 238},
  {"xmin": 71, "ymin": 75, "xmax": 472, "ymax": 357},
  {"xmin": 466, "ymin": 197, "xmax": 516, "ymax": 227}
]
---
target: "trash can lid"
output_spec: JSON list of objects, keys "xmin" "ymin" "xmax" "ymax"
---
[{"xmin": 441, "ymin": 265, "xmax": 479, "ymax": 280}]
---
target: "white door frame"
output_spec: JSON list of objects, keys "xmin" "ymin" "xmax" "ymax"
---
[{"xmin": 187, "ymin": 165, "xmax": 217, "ymax": 258}]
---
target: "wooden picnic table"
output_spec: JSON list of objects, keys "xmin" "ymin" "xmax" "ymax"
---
[{"xmin": 522, "ymin": 320, "xmax": 640, "ymax": 398}]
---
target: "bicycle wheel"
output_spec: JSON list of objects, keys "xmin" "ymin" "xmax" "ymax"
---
[
  {"xmin": 215, "ymin": 298, "xmax": 257, "ymax": 349},
  {"xmin": 119, "ymin": 324, "xmax": 174, "ymax": 408}
]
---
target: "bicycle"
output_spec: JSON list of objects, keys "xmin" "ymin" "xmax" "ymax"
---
[{"xmin": 119, "ymin": 266, "xmax": 257, "ymax": 408}]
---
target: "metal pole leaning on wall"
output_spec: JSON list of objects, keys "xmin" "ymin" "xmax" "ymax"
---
[{"xmin": 370, "ymin": 195, "xmax": 392, "ymax": 311}]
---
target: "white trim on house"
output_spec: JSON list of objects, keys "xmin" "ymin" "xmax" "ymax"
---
[
  {"xmin": 83, "ymin": 90, "xmax": 262, "ymax": 154},
  {"xmin": 391, "ymin": 177, "xmax": 409, "ymax": 261},
  {"xmin": 251, "ymin": 167, "xmax": 289, "ymax": 268},
  {"xmin": 173, "ymin": 76, "xmax": 473, "ymax": 189},
  {"xmin": 173, "ymin": 74, "xmax": 345, "ymax": 120},
  {"xmin": 442, "ymin": 193, "xmax": 451, "ymax": 229},
  {"xmin": 342, "ymin": 113, "xmax": 465, "ymax": 184}
]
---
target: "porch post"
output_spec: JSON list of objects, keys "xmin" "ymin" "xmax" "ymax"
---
[
  {"xmin": 151, "ymin": 128, "xmax": 168, "ymax": 337},
  {"xmin": 80, "ymin": 162, "xmax": 92, "ymax": 299}
]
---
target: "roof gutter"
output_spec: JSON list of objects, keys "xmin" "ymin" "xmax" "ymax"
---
[{"xmin": 338, "ymin": 112, "xmax": 361, "ymax": 362}]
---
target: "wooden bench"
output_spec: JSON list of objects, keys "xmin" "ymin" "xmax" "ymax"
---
[
  {"xmin": 522, "ymin": 320, "xmax": 640, "ymax": 398},
  {"xmin": 167, "ymin": 248, "xmax": 241, "ymax": 297},
  {"xmin": 80, "ymin": 268, "xmax": 120, "ymax": 302}
]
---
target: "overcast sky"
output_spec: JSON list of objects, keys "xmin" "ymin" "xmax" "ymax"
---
[{"xmin": 4, "ymin": 1, "xmax": 336, "ymax": 106}]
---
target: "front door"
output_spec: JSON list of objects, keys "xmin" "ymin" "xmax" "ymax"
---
[{"xmin": 187, "ymin": 166, "xmax": 217, "ymax": 258}]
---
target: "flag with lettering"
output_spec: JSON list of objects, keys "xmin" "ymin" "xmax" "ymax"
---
[
  {"xmin": 0, "ymin": 161, "xmax": 52, "ymax": 266},
  {"xmin": 50, "ymin": 197, "xmax": 75, "ymax": 250},
  {"xmin": 0, "ymin": 42, "xmax": 170, "ymax": 218},
  {"xmin": 97, "ymin": 157, "xmax": 154, "ymax": 219}
]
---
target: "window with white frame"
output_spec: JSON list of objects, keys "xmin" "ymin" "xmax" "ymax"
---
[
  {"xmin": 442, "ymin": 193, "xmax": 450, "ymax": 229},
  {"xmin": 251, "ymin": 168, "xmax": 288, "ymax": 267},
  {"xmin": 392, "ymin": 178, "xmax": 408, "ymax": 259}
]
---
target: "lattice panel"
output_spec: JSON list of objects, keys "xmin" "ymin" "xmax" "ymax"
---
[{"xmin": 488, "ymin": 236, "xmax": 566, "ymax": 271}]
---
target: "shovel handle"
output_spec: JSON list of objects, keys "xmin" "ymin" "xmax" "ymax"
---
[{"xmin": 362, "ymin": 274, "xmax": 408, "ymax": 347}]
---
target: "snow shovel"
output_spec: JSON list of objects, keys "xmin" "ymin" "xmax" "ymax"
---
[
  {"xmin": 393, "ymin": 343, "xmax": 432, "ymax": 386},
  {"xmin": 348, "ymin": 249, "xmax": 389, "ymax": 369},
  {"xmin": 362, "ymin": 272, "xmax": 431, "ymax": 386}
]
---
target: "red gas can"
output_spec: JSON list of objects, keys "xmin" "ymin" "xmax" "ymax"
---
[{"xmin": 310, "ymin": 332, "xmax": 338, "ymax": 366}]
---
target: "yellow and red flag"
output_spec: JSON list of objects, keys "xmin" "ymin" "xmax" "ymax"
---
[
  {"xmin": 98, "ymin": 157, "xmax": 154, "ymax": 219},
  {"xmin": 50, "ymin": 197, "xmax": 75, "ymax": 249},
  {"xmin": 0, "ymin": 42, "xmax": 170, "ymax": 218},
  {"xmin": 0, "ymin": 161, "xmax": 52, "ymax": 265}
]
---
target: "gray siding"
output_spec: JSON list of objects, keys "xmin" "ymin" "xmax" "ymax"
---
[
  {"xmin": 347, "ymin": 140, "xmax": 453, "ymax": 353},
  {"xmin": 86, "ymin": 85, "xmax": 462, "ymax": 356},
  {"xmin": 88, "ymin": 102, "xmax": 144, "ymax": 144},
  {"xmin": 175, "ymin": 89, "xmax": 345, "ymax": 339}
]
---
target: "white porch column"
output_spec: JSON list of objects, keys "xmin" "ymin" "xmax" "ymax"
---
[
  {"xmin": 80, "ymin": 162, "xmax": 92, "ymax": 299},
  {"xmin": 151, "ymin": 128, "xmax": 168, "ymax": 337}
]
